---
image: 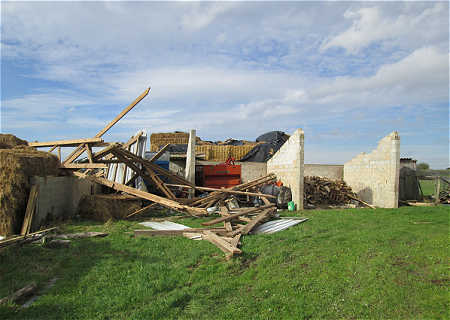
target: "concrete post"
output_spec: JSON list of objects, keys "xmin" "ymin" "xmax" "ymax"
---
[{"xmin": 185, "ymin": 130, "xmax": 196, "ymax": 198}]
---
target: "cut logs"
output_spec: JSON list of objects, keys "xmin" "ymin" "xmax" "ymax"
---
[{"xmin": 304, "ymin": 176, "xmax": 357, "ymax": 206}]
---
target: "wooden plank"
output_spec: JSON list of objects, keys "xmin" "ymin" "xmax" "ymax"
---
[
  {"xmin": 227, "ymin": 225, "xmax": 246, "ymax": 237},
  {"xmin": 149, "ymin": 144, "xmax": 170, "ymax": 163},
  {"xmin": 230, "ymin": 234, "xmax": 242, "ymax": 248},
  {"xmin": 20, "ymin": 186, "xmax": 39, "ymax": 236},
  {"xmin": 112, "ymin": 149, "xmax": 174, "ymax": 198},
  {"xmin": 60, "ymin": 163, "xmax": 108, "ymax": 169},
  {"xmin": 165, "ymin": 184, "xmax": 276, "ymax": 198},
  {"xmin": 63, "ymin": 88, "xmax": 150, "ymax": 164},
  {"xmin": 96, "ymin": 88, "xmax": 150, "ymax": 138},
  {"xmin": 28, "ymin": 138, "xmax": 103, "ymax": 147},
  {"xmin": 85, "ymin": 144, "xmax": 94, "ymax": 164},
  {"xmin": 203, "ymin": 230, "xmax": 241, "ymax": 254},
  {"xmin": 134, "ymin": 228, "xmax": 230, "ymax": 237},
  {"xmin": 72, "ymin": 171, "xmax": 208, "ymax": 216},
  {"xmin": 240, "ymin": 208, "xmax": 274, "ymax": 236},
  {"xmin": 0, "ymin": 282, "xmax": 37, "ymax": 306},
  {"xmin": 348, "ymin": 194, "xmax": 376, "ymax": 209},
  {"xmin": 201, "ymin": 204, "xmax": 275, "ymax": 226}
]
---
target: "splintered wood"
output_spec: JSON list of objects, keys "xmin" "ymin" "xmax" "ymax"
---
[
  {"xmin": 135, "ymin": 203, "xmax": 277, "ymax": 258},
  {"xmin": 26, "ymin": 88, "xmax": 290, "ymax": 258}
]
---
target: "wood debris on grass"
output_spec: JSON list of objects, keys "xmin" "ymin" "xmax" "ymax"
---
[
  {"xmin": 134, "ymin": 205, "xmax": 308, "ymax": 258},
  {"xmin": 2, "ymin": 88, "xmax": 303, "ymax": 257},
  {"xmin": 0, "ymin": 227, "xmax": 58, "ymax": 252}
]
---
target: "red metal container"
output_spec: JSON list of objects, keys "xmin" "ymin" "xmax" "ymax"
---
[{"xmin": 201, "ymin": 158, "xmax": 241, "ymax": 189}]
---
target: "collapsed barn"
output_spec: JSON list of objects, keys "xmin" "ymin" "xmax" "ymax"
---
[{"xmin": 1, "ymin": 87, "xmax": 413, "ymax": 256}]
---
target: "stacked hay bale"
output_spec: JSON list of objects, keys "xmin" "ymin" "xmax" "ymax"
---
[
  {"xmin": 0, "ymin": 134, "xmax": 59, "ymax": 236},
  {"xmin": 150, "ymin": 132, "xmax": 201, "ymax": 152},
  {"xmin": 150, "ymin": 132, "xmax": 263, "ymax": 161},
  {"xmin": 76, "ymin": 195, "xmax": 141, "ymax": 222}
]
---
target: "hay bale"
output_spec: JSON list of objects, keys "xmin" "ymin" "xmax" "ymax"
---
[
  {"xmin": 150, "ymin": 132, "xmax": 202, "ymax": 152},
  {"xmin": 0, "ymin": 142, "xmax": 59, "ymax": 236},
  {"xmin": 77, "ymin": 195, "xmax": 141, "ymax": 222},
  {"xmin": 0, "ymin": 134, "xmax": 28, "ymax": 149}
]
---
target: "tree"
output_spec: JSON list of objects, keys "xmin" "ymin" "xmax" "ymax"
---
[{"xmin": 417, "ymin": 162, "xmax": 430, "ymax": 170}]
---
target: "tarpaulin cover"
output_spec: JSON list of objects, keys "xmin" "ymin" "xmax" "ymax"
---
[
  {"xmin": 163, "ymin": 144, "xmax": 188, "ymax": 153},
  {"xmin": 256, "ymin": 131, "xmax": 289, "ymax": 144},
  {"xmin": 240, "ymin": 131, "xmax": 289, "ymax": 162}
]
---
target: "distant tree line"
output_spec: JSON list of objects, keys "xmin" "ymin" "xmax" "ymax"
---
[{"xmin": 417, "ymin": 163, "xmax": 430, "ymax": 170}]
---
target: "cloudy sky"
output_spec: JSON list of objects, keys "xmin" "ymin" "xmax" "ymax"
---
[{"xmin": 1, "ymin": 1, "xmax": 449, "ymax": 168}]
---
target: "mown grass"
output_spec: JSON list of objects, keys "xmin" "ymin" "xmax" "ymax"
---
[{"xmin": 0, "ymin": 206, "xmax": 448, "ymax": 319}]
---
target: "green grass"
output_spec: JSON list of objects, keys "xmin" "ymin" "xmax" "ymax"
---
[{"xmin": 1, "ymin": 206, "xmax": 448, "ymax": 319}]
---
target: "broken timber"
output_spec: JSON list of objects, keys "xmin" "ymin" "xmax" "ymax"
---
[{"xmin": 72, "ymin": 171, "xmax": 208, "ymax": 216}]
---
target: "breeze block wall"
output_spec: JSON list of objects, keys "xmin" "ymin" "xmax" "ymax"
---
[
  {"xmin": 304, "ymin": 164, "xmax": 344, "ymax": 181},
  {"xmin": 267, "ymin": 128, "xmax": 305, "ymax": 210},
  {"xmin": 30, "ymin": 176, "xmax": 100, "ymax": 231},
  {"xmin": 343, "ymin": 131, "xmax": 401, "ymax": 208}
]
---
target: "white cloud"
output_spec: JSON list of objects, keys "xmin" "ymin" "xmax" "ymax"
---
[
  {"xmin": 308, "ymin": 46, "xmax": 449, "ymax": 104},
  {"xmin": 321, "ymin": 2, "xmax": 448, "ymax": 55}
]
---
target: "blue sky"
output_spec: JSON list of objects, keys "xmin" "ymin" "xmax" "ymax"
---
[{"xmin": 1, "ymin": 1, "xmax": 449, "ymax": 168}]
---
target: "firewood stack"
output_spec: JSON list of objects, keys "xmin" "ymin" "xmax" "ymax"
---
[
  {"xmin": 438, "ymin": 186, "xmax": 450, "ymax": 204},
  {"xmin": 304, "ymin": 176, "xmax": 356, "ymax": 206}
]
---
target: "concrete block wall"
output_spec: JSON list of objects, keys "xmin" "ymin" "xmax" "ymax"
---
[
  {"xmin": 240, "ymin": 162, "xmax": 267, "ymax": 183},
  {"xmin": 344, "ymin": 131, "xmax": 401, "ymax": 208},
  {"xmin": 304, "ymin": 164, "xmax": 344, "ymax": 181},
  {"xmin": 30, "ymin": 176, "xmax": 98, "ymax": 231},
  {"xmin": 267, "ymin": 128, "xmax": 305, "ymax": 209}
]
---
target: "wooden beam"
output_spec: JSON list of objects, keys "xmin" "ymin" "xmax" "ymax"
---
[
  {"xmin": 111, "ymin": 149, "xmax": 174, "ymax": 198},
  {"xmin": 28, "ymin": 138, "xmax": 103, "ymax": 147},
  {"xmin": 60, "ymin": 163, "xmax": 108, "ymax": 169},
  {"xmin": 85, "ymin": 144, "xmax": 94, "ymax": 164},
  {"xmin": 72, "ymin": 171, "xmax": 208, "ymax": 216},
  {"xmin": 0, "ymin": 282, "xmax": 37, "ymax": 307},
  {"xmin": 166, "ymin": 184, "xmax": 276, "ymax": 198},
  {"xmin": 201, "ymin": 204, "xmax": 275, "ymax": 226},
  {"xmin": 240, "ymin": 208, "xmax": 274, "ymax": 236},
  {"xmin": 96, "ymin": 88, "xmax": 150, "ymax": 138},
  {"xmin": 134, "ymin": 228, "xmax": 231, "ymax": 237},
  {"xmin": 20, "ymin": 186, "xmax": 39, "ymax": 236},
  {"xmin": 203, "ymin": 230, "xmax": 241, "ymax": 254},
  {"xmin": 63, "ymin": 88, "xmax": 150, "ymax": 164},
  {"xmin": 149, "ymin": 144, "xmax": 170, "ymax": 163},
  {"xmin": 230, "ymin": 234, "xmax": 242, "ymax": 248}
]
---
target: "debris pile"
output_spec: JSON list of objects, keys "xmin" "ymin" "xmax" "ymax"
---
[
  {"xmin": 0, "ymin": 88, "xmax": 308, "ymax": 258},
  {"xmin": 437, "ymin": 177, "xmax": 450, "ymax": 204},
  {"xmin": 304, "ymin": 176, "xmax": 357, "ymax": 206}
]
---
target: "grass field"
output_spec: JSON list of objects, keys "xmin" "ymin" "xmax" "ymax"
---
[{"xmin": 0, "ymin": 206, "xmax": 448, "ymax": 319}]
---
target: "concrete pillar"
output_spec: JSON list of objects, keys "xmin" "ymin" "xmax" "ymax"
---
[{"xmin": 185, "ymin": 130, "xmax": 196, "ymax": 198}]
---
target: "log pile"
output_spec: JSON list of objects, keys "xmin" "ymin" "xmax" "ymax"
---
[
  {"xmin": 304, "ymin": 176, "xmax": 356, "ymax": 206},
  {"xmin": 438, "ymin": 186, "xmax": 450, "ymax": 204}
]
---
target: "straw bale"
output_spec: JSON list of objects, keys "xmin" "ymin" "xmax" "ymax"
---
[
  {"xmin": 0, "ymin": 144, "xmax": 59, "ymax": 236},
  {"xmin": 0, "ymin": 134, "xmax": 28, "ymax": 149},
  {"xmin": 150, "ymin": 132, "xmax": 202, "ymax": 151},
  {"xmin": 76, "ymin": 195, "xmax": 141, "ymax": 222},
  {"xmin": 194, "ymin": 145, "xmax": 256, "ymax": 161}
]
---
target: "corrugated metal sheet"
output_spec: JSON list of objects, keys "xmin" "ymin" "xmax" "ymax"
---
[
  {"xmin": 251, "ymin": 218, "xmax": 308, "ymax": 235},
  {"xmin": 138, "ymin": 221, "xmax": 191, "ymax": 230}
]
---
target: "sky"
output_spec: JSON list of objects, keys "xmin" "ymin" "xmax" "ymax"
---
[{"xmin": 1, "ymin": 1, "xmax": 449, "ymax": 169}]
